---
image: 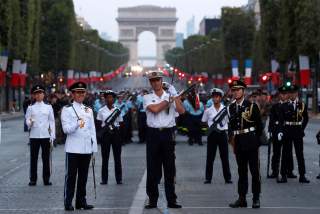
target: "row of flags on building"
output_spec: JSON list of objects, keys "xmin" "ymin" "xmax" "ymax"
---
[
  {"xmin": 229, "ymin": 56, "xmax": 311, "ymax": 87},
  {"xmin": 66, "ymin": 64, "xmax": 127, "ymax": 87}
]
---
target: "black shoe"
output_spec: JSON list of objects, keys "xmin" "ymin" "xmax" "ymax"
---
[
  {"xmin": 167, "ymin": 202, "xmax": 182, "ymax": 208},
  {"xmin": 225, "ymin": 180, "xmax": 233, "ymax": 184},
  {"xmin": 317, "ymin": 174, "xmax": 320, "ymax": 179},
  {"xmin": 299, "ymin": 176, "xmax": 310, "ymax": 183},
  {"xmin": 252, "ymin": 199, "xmax": 260, "ymax": 209},
  {"xmin": 100, "ymin": 181, "xmax": 108, "ymax": 185},
  {"xmin": 198, "ymin": 142, "xmax": 203, "ymax": 146},
  {"xmin": 287, "ymin": 173, "xmax": 297, "ymax": 179},
  {"xmin": 64, "ymin": 205, "xmax": 74, "ymax": 211},
  {"xmin": 144, "ymin": 203, "xmax": 157, "ymax": 209},
  {"xmin": 204, "ymin": 180, "xmax": 211, "ymax": 184},
  {"xmin": 268, "ymin": 172, "xmax": 278, "ymax": 179},
  {"xmin": 229, "ymin": 199, "xmax": 247, "ymax": 208},
  {"xmin": 75, "ymin": 203, "xmax": 94, "ymax": 210},
  {"xmin": 277, "ymin": 176, "xmax": 287, "ymax": 183},
  {"xmin": 117, "ymin": 180, "xmax": 123, "ymax": 185},
  {"xmin": 28, "ymin": 181, "xmax": 36, "ymax": 186},
  {"xmin": 44, "ymin": 181, "xmax": 52, "ymax": 186}
]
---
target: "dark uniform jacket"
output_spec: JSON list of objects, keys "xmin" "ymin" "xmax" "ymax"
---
[
  {"xmin": 228, "ymin": 99, "xmax": 263, "ymax": 151},
  {"xmin": 268, "ymin": 102, "xmax": 283, "ymax": 136},
  {"xmin": 279, "ymin": 101, "xmax": 308, "ymax": 140}
]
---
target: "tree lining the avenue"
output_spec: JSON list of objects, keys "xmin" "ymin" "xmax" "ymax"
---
[
  {"xmin": 165, "ymin": 0, "xmax": 320, "ymax": 84},
  {"xmin": 0, "ymin": 0, "xmax": 129, "ymax": 78}
]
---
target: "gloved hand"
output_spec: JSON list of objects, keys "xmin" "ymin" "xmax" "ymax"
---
[
  {"xmin": 278, "ymin": 132, "xmax": 283, "ymax": 141},
  {"xmin": 168, "ymin": 84, "xmax": 178, "ymax": 96},
  {"xmin": 50, "ymin": 138, "xmax": 55, "ymax": 148}
]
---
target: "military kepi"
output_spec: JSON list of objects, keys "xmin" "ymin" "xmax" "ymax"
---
[
  {"xmin": 31, "ymin": 84, "xmax": 45, "ymax": 93},
  {"xmin": 148, "ymin": 71, "xmax": 163, "ymax": 79},
  {"xmin": 229, "ymin": 79, "xmax": 246, "ymax": 89},
  {"xmin": 69, "ymin": 81, "xmax": 87, "ymax": 91},
  {"xmin": 104, "ymin": 90, "xmax": 117, "ymax": 98},
  {"xmin": 278, "ymin": 85, "xmax": 287, "ymax": 93},
  {"xmin": 287, "ymin": 84, "xmax": 299, "ymax": 92}
]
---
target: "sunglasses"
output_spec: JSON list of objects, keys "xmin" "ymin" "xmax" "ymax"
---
[
  {"xmin": 150, "ymin": 78, "xmax": 161, "ymax": 82},
  {"xmin": 73, "ymin": 91, "xmax": 86, "ymax": 94}
]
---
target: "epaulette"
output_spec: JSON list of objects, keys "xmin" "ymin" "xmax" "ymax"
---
[
  {"xmin": 64, "ymin": 104, "xmax": 72, "ymax": 108},
  {"xmin": 84, "ymin": 104, "xmax": 92, "ymax": 109}
]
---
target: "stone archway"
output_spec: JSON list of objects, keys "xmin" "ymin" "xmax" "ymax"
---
[{"xmin": 116, "ymin": 5, "xmax": 178, "ymax": 66}]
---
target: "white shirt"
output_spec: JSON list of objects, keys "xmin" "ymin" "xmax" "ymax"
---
[
  {"xmin": 202, "ymin": 104, "xmax": 228, "ymax": 130},
  {"xmin": 25, "ymin": 101, "xmax": 56, "ymax": 139},
  {"xmin": 143, "ymin": 90, "xmax": 176, "ymax": 128},
  {"xmin": 96, "ymin": 105, "xmax": 123, "ymax": 127},
  {"xmin": 61, "ymin": 102, "xmax": 98, "ymax": 154}
]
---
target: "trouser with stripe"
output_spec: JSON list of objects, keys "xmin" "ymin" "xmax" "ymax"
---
[{"xmin": 64, "ymin": 153, "xmax": 91, "ymax": 206}]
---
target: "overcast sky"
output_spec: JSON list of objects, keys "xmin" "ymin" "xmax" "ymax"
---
[{"xmin": 73, "ymin": 0, "xmax": 248, "ymax": 65}]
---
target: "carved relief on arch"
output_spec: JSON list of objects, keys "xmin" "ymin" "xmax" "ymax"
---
[
  {"xmin": 162, "ymin": 44, "xmax": 172, "ymax": 53},
  {"xmin": 136, "ymin": 27, "xmax": 159, "ymax": 38}
]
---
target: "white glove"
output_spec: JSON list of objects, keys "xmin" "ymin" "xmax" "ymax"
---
[
  {"xmin": 50, "ymin": 138, "xmax": 55, "ymax": 148},
  {"xmin": 278, "ymin": 132, "xmax": 283, "ymax": 141},
  {"xmin": 168, "ymin": 85, "xmax": 178, "ymax": 96}
]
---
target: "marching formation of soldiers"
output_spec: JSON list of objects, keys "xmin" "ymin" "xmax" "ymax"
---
[{"xmin": 24, "ymin": 70, "xmax": 320, "ymax": 211}]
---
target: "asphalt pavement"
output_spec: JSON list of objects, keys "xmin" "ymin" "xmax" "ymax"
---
[{"xmin": 0, "ymin": 116, "xmax": 320, "ymax": 214}]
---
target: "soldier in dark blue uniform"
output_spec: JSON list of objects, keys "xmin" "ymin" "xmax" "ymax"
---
[
  {"xmin": 227, "ymin": 80, "xmax": 262, "ymax": 209},
  {"xmin": 277, "ymin": 85, "xmax": 309, "ymax": 183},
  {"xmin": 268, "ymin": 86, "xmax": 294, "ymax": 179}
]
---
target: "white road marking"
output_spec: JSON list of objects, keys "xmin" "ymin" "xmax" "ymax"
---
[
  {"xmin": 0, "ymin": 162, "xmax": 27, "ymax": 180},
  {"xmin": 1, "ymin": 206, "xmax": 320, "ymax": 212},
  {"xmin": 128, "ymin": 169, "xmax": 147, "ymax": 214}
]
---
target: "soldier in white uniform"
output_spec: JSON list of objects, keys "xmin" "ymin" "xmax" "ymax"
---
[
  {"xmin": 61, "ymin": 82, "xmax": 98, "ymax": 211},
  {"xmin": 202, "ymin": 88, "xmax": 232, "ymax": 184},
  {"xmin": 25, "ymin": 85, "xmax": 55, "ymax": 186},
  {"xmin": 96, "ymin": 90, "xmax": 124, "ymax": 185},
  {"xmin": 143, "ymin": 71, "xmax": 185, "ymax": 209}
]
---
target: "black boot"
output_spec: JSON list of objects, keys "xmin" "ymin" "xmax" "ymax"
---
[
  {"xmin": 268, "ymin": 172, "xmax": 278, "ymax": 179},
  {"xmin": 75, "ymin": 202, "xmax": 94, "ymax": 210},
  {"xmin": 144, "ymin": 200, "xmax": 157, "ymax": 209},
  {"xmin": 277, "ymin": 175, "xmax": 287, "ymax": 183},
  {"xmin": 64, "ymin": 205, "xmax": 74, "ymax": 211},
  {"xmin": 287, "ymin": 172, "xmax": 297, "ymax": 178},
  {"xmin": 229, "ymin": 196, "xmax": 247, "ymax": 208},
  {"xmin": 299, "ymin": 175, "xmax": 310, "ymax": 183},
  {"xmin": 317, "ymin": 174, "xmax": 320, "ymax": 179},
  {"xmin": 167, "ymin": 202, "xmax": 182, "ymax": 208},
  {"xmin": 252, "ymin": 199, "xmax": 260, "ymax": 209}
]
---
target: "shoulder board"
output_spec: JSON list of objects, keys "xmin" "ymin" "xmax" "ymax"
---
[{"xmin": 83, "ymin": 104, "xmax": 92, "ymax": 109}]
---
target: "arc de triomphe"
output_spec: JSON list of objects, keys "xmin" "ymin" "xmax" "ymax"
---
[{"xmin": 116, "ymin": 5, "xmax": 178, "ymax": 66}]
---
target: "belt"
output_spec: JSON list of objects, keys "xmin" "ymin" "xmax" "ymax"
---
[
  {"xmin": 149, "ymin": 127, "xmax": 173, "ymax": 131},
  {"xmin": 285, "ymin": 121, "xmax": 302, "ymax": 126},
  {"xmin": 233, "ymin": 127, "xmax": 255, "ymax": 135}
]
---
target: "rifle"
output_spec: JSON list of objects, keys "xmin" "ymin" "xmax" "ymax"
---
[
  {"xmin": 102, "ymin": 104, "xmax": 126, "ymax": 133},
  {"xmin": 206, "ymin": 106, "xmax": 228, "ymax": 137},
  {"xmin": 267, "ymin": 136, "xmax": 272, "ymax": 178},
  {"xmin": 177, "ymin": 83, "xmax": 197, "ymax": 98},
  {"xmin": 91, "ymin": 152, "xmax": 96, "ymax": 199}
]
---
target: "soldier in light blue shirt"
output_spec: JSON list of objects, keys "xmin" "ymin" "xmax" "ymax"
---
[{"xmin": 183, "ymin": 92, "xmax": 204, "ymax": 145}]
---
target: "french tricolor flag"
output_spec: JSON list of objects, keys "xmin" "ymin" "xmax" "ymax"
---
[
  {"xmin": 10, "ymin": 59, "xmax": 21, "ymax": 88},
  {"xmin": 231, "ymin": 59, "xmax": 239, "ymax": 78},
  {"xmin": 244, "ymin": 59, "xmax": 252, "ymax": 85},
  {"xmin": 0, "ymin": 51, "xmax": 8, "ymax": 86},
  {"xmin": 299, "ymin": 55, "xmax": 311, "ymax": 87}
]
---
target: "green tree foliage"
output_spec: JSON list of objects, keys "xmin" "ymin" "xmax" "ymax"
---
[
  {"xmin": 164, "ymin": 35, "xmax": 224, "ymax": 77},
  {"xmin": 295, "ymin": 0, "xmax": 320, "ymax": 61},
  {"xmin": 221, "ymin": 7, "xmax": 255, "ymax": 76},
  {"xmin": 0, "ymin": 0, "xmax": 128, "ymax": 77}
]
